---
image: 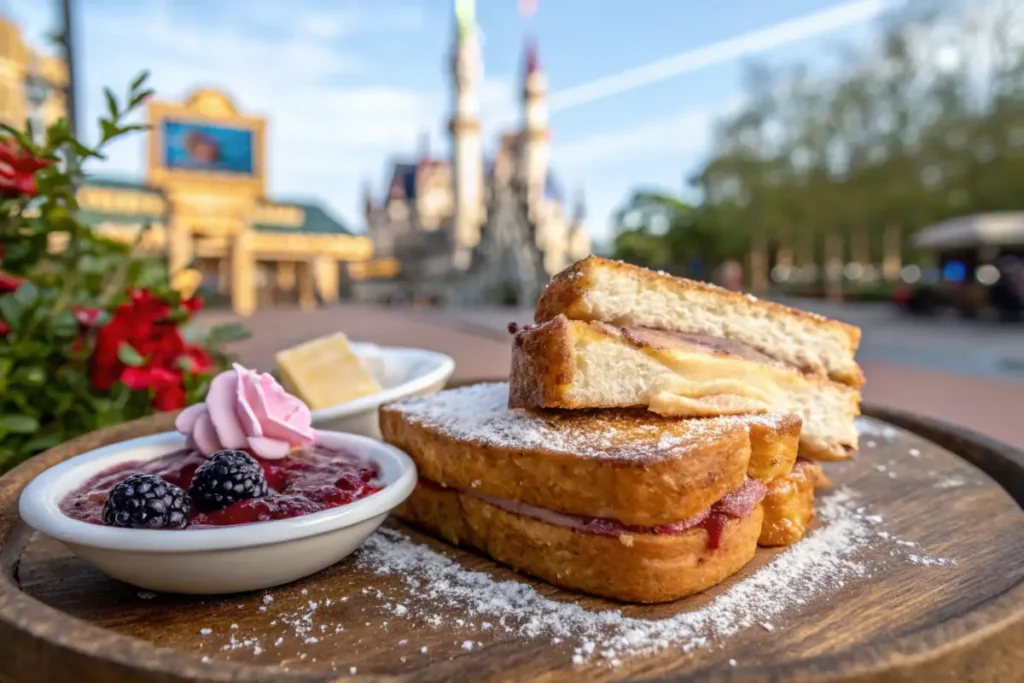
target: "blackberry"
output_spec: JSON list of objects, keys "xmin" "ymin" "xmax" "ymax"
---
[
  {"xmin": 102, "ymin": 474, "xmax": 190, "ymax": 529},
  {"xmin": 189, "ymin": 450, "xmax": 269, "ymax": 511}
]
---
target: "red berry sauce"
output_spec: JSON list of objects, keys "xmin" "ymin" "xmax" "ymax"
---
[
  {"xmin": 60, "ymin": 444, "xmax": 384, "ymax": 529},
  {"xmin": 576, "ymin": 477, "xmax": 767, "ymax": 549}
]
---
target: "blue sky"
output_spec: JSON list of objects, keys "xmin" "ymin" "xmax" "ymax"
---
[{"xmin": 6, "ymin": 0, "xmax": 897, "ymax": 248}]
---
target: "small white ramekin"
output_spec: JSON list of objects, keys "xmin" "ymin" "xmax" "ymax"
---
[
  {"xmin": 309, "ymin": 343, "xmax": 454, "ymax": 439},
  {"xmin": 18, "ymin": 430, "xmax": 416, "ymax": 595}
]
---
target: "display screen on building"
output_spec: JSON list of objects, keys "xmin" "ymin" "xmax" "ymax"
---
[{"xmin": 161, "ymin": 120, "xmax": 255, "ymax": 175}]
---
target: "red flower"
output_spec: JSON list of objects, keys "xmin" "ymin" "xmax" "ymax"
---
[
  {"xmin": 73, "ymin": 307, "xmax": 103, "ymax": 327},
  {"xmin": 122, "ymin": 366, "xmax": 187, "ymax": 411},
  {"xmin": 0, "ymin": 320, "xmax": 9, "ymax": 337},
  {"xmin": 0, "ymin": 272, "xmax": 22, "ymax": 293},
  {"xmin": 90, "ymin": 288, "xmax": 215, "ymax": 411},
  {"xmin": 121, "ymin": 365, "xmax": 179, "ymax": 391},
  {"xmin": 153, "ymin": 382, "xmax": 186, "ymax": 411},
  {"xmin": 0, "ymin": 138, "xmax": 51, "ymax": 197},
  {"xmin": 184, "ymin": 345, "xmax": 213, "ymax": 374},
  {"xmin": 181, "ymin": 296, "xmax": 204, "ymax": 314}
]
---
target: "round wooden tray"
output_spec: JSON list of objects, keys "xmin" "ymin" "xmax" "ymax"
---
[{"xmin": 1, "ymin": 392, "xmax": 1023, "ymax": 682}]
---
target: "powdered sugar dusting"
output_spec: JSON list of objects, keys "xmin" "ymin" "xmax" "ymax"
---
[
  {"xmin": 856, "ymin": 417, "xmax": 901, "ymax": 441},
  {"xmin": 351, "ymin": 488, "xmax": 951, "ymax": 665},
  {"xmin": 189, "ymin": 489, "xmax": 956, "ymax": 669},
  {"xmin": 387, "ymin": 382, "xmax": 744, "ymax": 461}
]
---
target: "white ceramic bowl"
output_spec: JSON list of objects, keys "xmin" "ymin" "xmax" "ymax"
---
[
  {"xmin": 18, "ymin": 430, "xmax": 417, "ymax": 595},
  {"xmin": 310, "ymin": 343, "xmax": 455, "ymax": 439}
]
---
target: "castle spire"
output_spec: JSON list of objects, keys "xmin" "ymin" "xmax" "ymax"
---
[
  {"xmin": 521, "ymin": 35, "xmax": 549, "ymax": 208},
  {"xmin": 525, "ymin": 36, "xmax": 540, "ymax": 74},
  {"xmin": 449, "ymin": 0, "xmax": 484, "ymax": 269}
]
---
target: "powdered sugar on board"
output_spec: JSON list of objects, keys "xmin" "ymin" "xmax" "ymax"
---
[
  {"xmin": 349, "ymin": 488, "xmax": 953, "ymax": 666},
  {"xmin": 187, "ymin": 489, "xmax": 956, "ymax": 668},
  {"xmin": 388, "ymin": 382, "xmax": 790, "ymax": 462}
]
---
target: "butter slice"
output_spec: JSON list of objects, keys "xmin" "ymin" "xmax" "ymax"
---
[{"xmin": 275, "ymin": 333, "xmax": 381, "ymax": 410}]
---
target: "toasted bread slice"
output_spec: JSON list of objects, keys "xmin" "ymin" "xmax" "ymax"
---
[
  {"xmin": 758, "ymin": 460, "xmax": 825, "ymax": 547},
  {"xmin": 745, "ymin": 412, "xmax": 801, "ymax": 482},
  {"xmin": 536, "ymin": 256, "xmax": 864, "ymax": 387},
  {"xmin": 381, "ymin": 382, "xmax": 800, "ymax": 526},
  {"xmin": 509, "ymin": 316, "xmax": 859, "ymax": 460},
  {"xmin": 396, "ymin": 480, "xmax": 764, "ymax": 603}
]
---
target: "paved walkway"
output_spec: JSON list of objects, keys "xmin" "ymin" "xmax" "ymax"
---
[{"xmin": 196, "ymin": 304, "xmax": 1024, "ymax": 451}]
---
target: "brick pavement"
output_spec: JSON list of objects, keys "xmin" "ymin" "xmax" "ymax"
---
[{"xmin": 196, "ymin": 305, "xmax": 1024, "ymax": 451}]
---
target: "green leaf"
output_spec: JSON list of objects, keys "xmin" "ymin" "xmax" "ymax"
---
[
  {"xmin": 0, "ymin": 414, "xmax": 39, "ymax": 434},
  {"xmin": 129, "ymin": 89, "xmax": 155, "ymax": 109},
  {"xmin": 46, "ymin": 310, "xmax": 78, "ymax": 339},
  {"xmin": 99, "ymin": 119, "xmax": 118, "ymax": 141},
  {"xmin": 0, "ymin": 358, "xmax": 12, "ymax": 379},
  {"xmin": 13, "ymin": 280, "xmax": 39, "ymax": 308},
  {"xmin": 22, "ymin": 430, "xmax": 63, "ymax": 454},
  {"xmin": 70, "ymin": 139, "xmax": 101, "ymax": 160},
  {"xmin": 0, "ymin": 296, "xmax": 24, "ymax": 330},
  {"xmin": 104, "ymin": 88, "xmax": 119, "ymax": 119},
  {"xmin": 130, "ymin": 71, "xmax": 149, "ymax": 92},
  {"xmin": 207, "ymin": 323, "xmax": 252, "ymax": 344},
  {"xmin": 117, "ymin": 342, "xmax": 145, "ymax": 367},
  {"xmin": 12, "ymin": 365, "xmax": 46, "ymax": 387}
]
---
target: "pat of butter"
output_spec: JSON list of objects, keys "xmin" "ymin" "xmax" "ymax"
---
[{"xmin": 275, "ymin": 333, "xmax": 381, "ymax": 411}]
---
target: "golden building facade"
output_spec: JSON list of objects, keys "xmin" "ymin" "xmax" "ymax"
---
[{"xmin": 2, "ymin": 17, "xmax": 376, "ymax": 316}]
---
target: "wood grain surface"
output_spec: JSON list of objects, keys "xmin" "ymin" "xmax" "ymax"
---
[{"xmin": 1, "ymin": 401, "xmax": 1023, "ymax": 683}]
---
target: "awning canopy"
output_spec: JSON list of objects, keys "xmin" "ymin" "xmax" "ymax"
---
[{"xmin": 912, "ymin": 212, "xmax": 1024, "ymax": 250}]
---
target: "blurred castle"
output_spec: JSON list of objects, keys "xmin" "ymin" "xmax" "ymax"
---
[{"xmin": 354, "ymin": 18, "xmax": 590, "ymax": 306}]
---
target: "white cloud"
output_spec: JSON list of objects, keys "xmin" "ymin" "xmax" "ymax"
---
[
  {"xmin": 554, "ymin": 102, "xmax": 740, "ymax": 170},
  {"xmin": 548, "ymin": 0, "xmax": 896, "ymax": 113}
]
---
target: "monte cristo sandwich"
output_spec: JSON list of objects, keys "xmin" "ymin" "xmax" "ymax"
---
[
  {"xmin": 512, "ymin": 256, "xmax": 864, "ymax": 460},
  {"xmin": 380, "ymin": 383, "xmax": 818, "ymax": 603}
]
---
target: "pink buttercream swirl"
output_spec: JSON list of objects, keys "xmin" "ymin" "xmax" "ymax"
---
[{"xmin": 175, "ymin": 363, "xmax": 317, "ymax": 460}]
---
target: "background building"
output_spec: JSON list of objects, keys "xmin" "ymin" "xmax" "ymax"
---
[
  {"xmin": 1, "ymin": 16, "xmax": 372, "ymax": 316},
  {"xmin": 0, "ymin": 17, "xmax": 67, "ymax": 134},
  {"xmin": 355, "ymin": 16, "xmax": 590, "ymax": 307}
]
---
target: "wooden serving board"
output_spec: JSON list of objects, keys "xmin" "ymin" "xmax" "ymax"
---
[{"xmin": 1, "ymin": 393, "xmax": 1023, "ymax": 682}]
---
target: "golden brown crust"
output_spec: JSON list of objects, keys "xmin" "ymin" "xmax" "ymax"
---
[
  {"xmin": 746, "ymin": 413, "xmax": 801, "ymax": 483},
  {"xmin": 535, "ymin": 256, "xmax": 864, "ymax": 387},
  {"xmin": 381, "ymin": 398, "xmax": 751, "ymax": 527},
  {"xmin": 396, "ymin": 481, "xmax": 764, "ymax": 603},
  {"xmin": 507, "ymin": 315, "xmax": 576, "ymax": 410},
  {"xmin": 758, "ymin": 461, "xmax": 822, "ymax": 547}
]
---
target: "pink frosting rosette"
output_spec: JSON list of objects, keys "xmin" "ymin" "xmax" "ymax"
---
[{"xmin": 175, "ymin": 363, "xmax": 317, "ymax": 459}]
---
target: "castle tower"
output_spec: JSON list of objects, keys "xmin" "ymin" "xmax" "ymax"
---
[
  {"xmin": 521, "ymin": 38, "xmax": 550, "ymax": 209},
  {"xmin": 448, "ymin": 2, "xmax": 485, "ymax": 270}
]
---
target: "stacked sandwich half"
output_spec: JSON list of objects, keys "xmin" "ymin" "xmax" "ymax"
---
[{"xmin": 381, "ymin": 257, "xmax": 861, "ymax": 603}]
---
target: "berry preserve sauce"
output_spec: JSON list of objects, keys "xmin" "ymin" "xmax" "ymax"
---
[{"xmin": 60, "ymin": 444, "xmax": 384, "ymax": 528}]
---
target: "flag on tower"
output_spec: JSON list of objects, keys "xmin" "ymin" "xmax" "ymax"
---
[
  {"xmin": 455, "ymin": 0, "xmax": 476, "ymax": 35},
  {"xmin": 519, "ymin": 0, "xmax": 538, "ymax": 18}
]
